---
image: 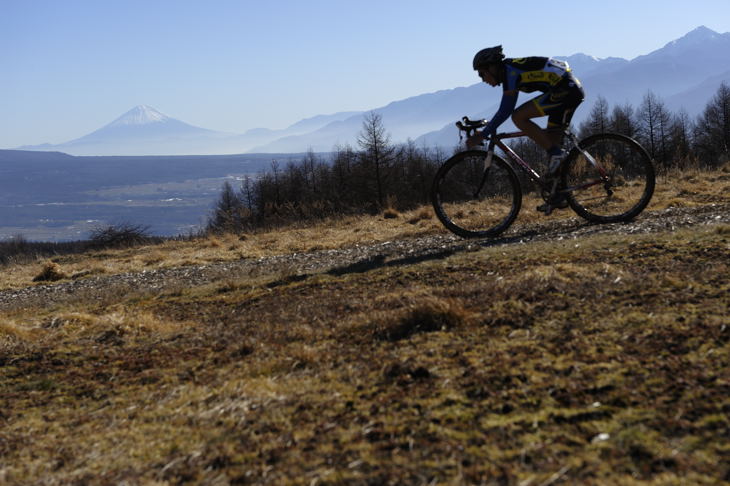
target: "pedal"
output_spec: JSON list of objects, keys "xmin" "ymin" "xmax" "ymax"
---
[
  {"xmin": 552, "ymin": 198, "xmax": 569, "ymax": 209},
  {"xmin": 536, "ymin": 203, "xmax": 554, "ymax": 215}
]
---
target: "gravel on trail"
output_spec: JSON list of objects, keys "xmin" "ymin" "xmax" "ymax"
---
[{"xmin": 2, "ymin": 203, "xmax": 728, "ymax": 311}]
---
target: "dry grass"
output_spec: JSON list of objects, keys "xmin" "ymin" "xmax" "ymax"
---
[
  {"xmin": 31, "ymin": 260, "xmax": 69, "ymax": 282},
  {"xmin": 654, "ymin": 162, "xmax": 730, "ymax": 209},
  {"xmin": 1, "ymin": 228, "xmax": 728, "ymax": 484},
  {"xmin": 1, "ymin": 162, "xmax": 728, "ymax": 291},
  {"xmin": 1, "ymin": 164, "xmax": 729, "ymax": 485},
  {"xmin": 0, "ymin": 208, "xmax": 441, "ymax": 290}
]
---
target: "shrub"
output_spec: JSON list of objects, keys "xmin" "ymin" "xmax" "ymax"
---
[
  {"xmin": 87, "ymin": 223, "xmax": 154, "ymax": 249},
  {"xmin": 33, "ymin": 261, "xmax": 68, "ymax": 282},
  {"xmin": 0, "ymin": 235, "xmax": 93, "ymax": 266}
]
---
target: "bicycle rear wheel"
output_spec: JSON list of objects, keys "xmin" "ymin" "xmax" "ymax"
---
[
  {"xmin": 431, "ymin": 150, "xmax": 521, "ymax": 238},
  {"xmin": 563, "ymin": 133, "xmax": 655, "ymax": 223}
]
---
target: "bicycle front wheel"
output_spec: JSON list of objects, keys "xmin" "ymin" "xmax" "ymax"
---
[
  {"xmin": 563, "ymin": 133, "xmax": 655, "ymax": 223},
  {"xmin": 431, "ymin": 150, "xmax": 522, "ymax": 238}
]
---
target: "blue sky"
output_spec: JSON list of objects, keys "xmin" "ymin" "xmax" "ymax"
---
[{"xmin": 2, "ymin": 0, "xmax": 730, "ymax": 148}]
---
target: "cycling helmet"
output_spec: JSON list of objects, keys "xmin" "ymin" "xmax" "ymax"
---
[{"xmin": 473, "ymin": 46, "xmax": 505, "ymax": 70}]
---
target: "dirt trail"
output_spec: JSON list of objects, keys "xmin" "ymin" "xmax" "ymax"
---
[{"xmin": 2, "ymin": 203, "xmax": 728, "ymax": 311}]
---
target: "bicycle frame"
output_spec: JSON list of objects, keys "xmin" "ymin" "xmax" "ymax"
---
[
  {"xmin": 487, "ymin": 131, "xmax": 542, "ymax": 183},
  {"xmin": 485, "ymin": 129, "xmax": 611, "ymax": 190}
]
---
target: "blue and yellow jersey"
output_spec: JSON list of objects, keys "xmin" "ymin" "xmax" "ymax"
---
[
  {"xmin": 503, "ymin": 57, "xmax": 575, "ymax": 93},
  {"xmin": 479, "ymin": 56, "xmax": 584, "ymax": 135}
]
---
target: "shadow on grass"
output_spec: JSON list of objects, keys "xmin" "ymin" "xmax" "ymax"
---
[
  {"xmin": 322, "ymin": 216, "xmax": 619, "ymax": 279},
  {"xmin": 325, "ymin": 228, "xmax": 549, "ymax": 278}
]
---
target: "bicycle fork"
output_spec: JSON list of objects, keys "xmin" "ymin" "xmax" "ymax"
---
[{"xmin": 473, "ymin": 150, "xmax": 494, "ymax": 198}]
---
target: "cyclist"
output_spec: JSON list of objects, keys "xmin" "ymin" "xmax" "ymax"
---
[{"xmin": 467, "ymin": 45, "xmax": 585, "ymax": 212}]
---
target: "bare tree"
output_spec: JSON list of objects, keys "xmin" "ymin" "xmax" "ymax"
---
[
  {"xmin": 669, "ymin": 109, "xmax": 694, "ymax": 167},
  {"xmin": 242, "ymin": 175, "xmax": 255, "ymax": 211},
  {"xmin": 302, "ymin": 148, "xmax": 319, "ymax": 195},
  {"xmin": 331, "ymin": 143, "xmax": 358, "ymax": 210},
  {"xmin": 695, "ymin": 82, "xmax": 730, "ymax": 165},
  {"xmin": 637, "ymin": 91, "xmax": 672, "ymax": 165},
  {"xmin": 208, "ymin": 181, "xmax": 245, "ymax": 232},
  {"xmin": 579, "ymin": 96, "xmax": 610, "ymax": 137},
  {"xmin": 357, "ymin": 111, "xmax": 396, "ymax": 209},
  {"xmin": 270, "ymin": 159, "xmax": 281, "ymax": 207},
  {"xmin": 610, "ymin": 103, "xmax": 637, "ymax": 138}
]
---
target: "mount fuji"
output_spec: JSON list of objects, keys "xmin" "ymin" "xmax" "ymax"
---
[
  {"xmin": 21, "ymin": 105, "xmax": 361, "ymax": 156},
  {"xmin": 21, "ymin": 106, "xmax": 238, "ymax": 156}
]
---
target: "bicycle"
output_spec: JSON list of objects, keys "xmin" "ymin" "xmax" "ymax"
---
[{"xmin": 430, "ymin": 117, "xmax": 655, "ymax": 238}]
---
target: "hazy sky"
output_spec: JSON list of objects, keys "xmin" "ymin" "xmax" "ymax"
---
[{"xmin": 3, "ymin": 0, "xmax": 730, "ymax": 148}]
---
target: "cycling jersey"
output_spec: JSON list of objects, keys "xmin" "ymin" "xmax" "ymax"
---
[
  {"xmin": 503, "ymin": 57, "xmax": 577, "ymax": 93},
  {"xmin": 480, "ymin": 57, "xmax": 584, "ymax": 134}
]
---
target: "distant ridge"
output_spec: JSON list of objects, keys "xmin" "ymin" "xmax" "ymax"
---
[
  {"xmin": 16, "ymin": 26, "xmax": 730, "ymax": 155},
  {"xmin": 414, "ymin": 25, "xmax": 730, "ymax": 149},
  {"xmin": 19, "ymin": 107, "xmax": 362, "ymax": 156}
]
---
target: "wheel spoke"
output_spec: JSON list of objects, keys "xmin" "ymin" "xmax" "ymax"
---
[
  {"xmin": 431, "ymin": 151, "xmax": 521, "ymax": 238},
  {"xmin": 564, "ymin": 134, "xmax": 655, "ymax": 223}
]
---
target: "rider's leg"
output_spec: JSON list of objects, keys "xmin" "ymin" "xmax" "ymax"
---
[
  {"xmin": 514, "ymin": 98, "xmax": 569, "ymax": 214},
  {"xmin": 545, "ymin": 118, "xmax": 567, "ymax": 146},
  {"xmin": 513, "ymin": 99, "xmax": 565, "ymax": 177},
  {"xmin": 511, "ymin": 101, "xmax": 554, "ymax": 151}
]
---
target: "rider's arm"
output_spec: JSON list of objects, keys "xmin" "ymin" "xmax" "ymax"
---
[{"xmin": 480, "ymin": 90, "xmax": 518, "ymax": 137}]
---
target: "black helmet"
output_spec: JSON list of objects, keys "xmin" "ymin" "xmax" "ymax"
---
[{"xmin": 473, "ymin": 45, "xmax": 505, "ymax": 70}]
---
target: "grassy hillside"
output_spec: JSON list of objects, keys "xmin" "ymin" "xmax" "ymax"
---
[{"xmin": 1, "ymin": 165, "xmax": 729, "ymax": 485}]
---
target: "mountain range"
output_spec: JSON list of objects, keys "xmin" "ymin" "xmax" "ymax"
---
[{"xmin": 17, "ymin": 26, "xmax": 730, "ymax": 156}]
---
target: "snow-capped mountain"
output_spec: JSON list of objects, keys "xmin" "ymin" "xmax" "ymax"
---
[
  {"xmin": 108, "ymin": 105, "xmax": 170, "ymax": 125},
  {"xmin": 17, "ymin": 26, "xmax": 730, "ymax": 155},
  {"xmin": 20, "ymin": 106, "xmax": 361, "ymax": 156},
  {"xmin": 581, "ymin": 25, "xmax": 730, "ymax": 104},
  {"xmin": 19, "ymin": 105, "xmax": 234, "ymax": 156},
  {"xmin": 642, "ymin": 25, "xmax": 725, "ymax": 59},
  {"xmin": 82, "ymin": 105, "xmax": 225, "ymax": 141},
  {"xmin": 257, "ymin": 26, "xmax": 730, "ymax": 152},
  {"xmin": 415, "ymin": 26, "xmax": 730, "ymax": 149}
]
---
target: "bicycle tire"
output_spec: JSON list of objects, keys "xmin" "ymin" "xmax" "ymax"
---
[
  {"xmin": 431, "ymin": 150, "xmax": 522, "ymax": 238},
  {"xmin": 562, "ymin": 133, "xmax": 655, "ymax": 223}
]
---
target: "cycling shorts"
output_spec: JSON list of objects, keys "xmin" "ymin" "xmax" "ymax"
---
[{"xmin": 531, "ymin": 76, "xmax": 585, "ymax": 128}]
